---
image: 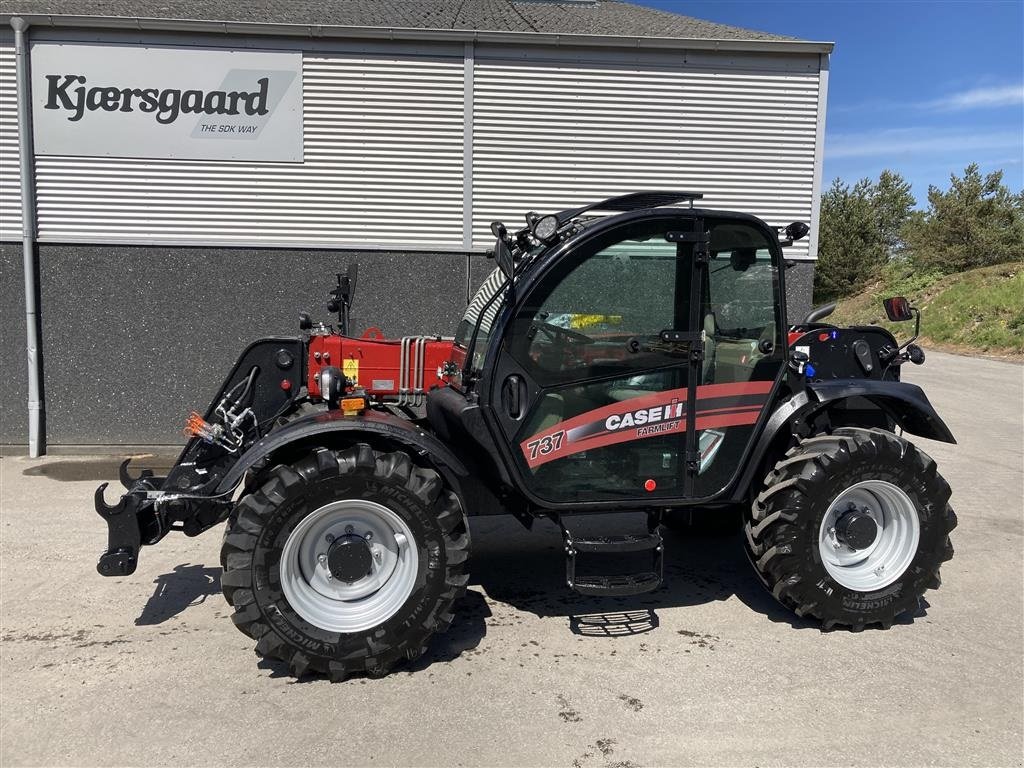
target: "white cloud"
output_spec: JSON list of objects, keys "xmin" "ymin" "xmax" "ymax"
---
[
  {"xmin": 831, "ymin": 84, "xmax": 1024, "ymax": 115},
  {"xmin": 921, "ymin": 83, "xmax": 1024, "ymax": 111},
  {"xmin": 826, "ymin": 128, "xmax": 1023, "ymax": 159}
]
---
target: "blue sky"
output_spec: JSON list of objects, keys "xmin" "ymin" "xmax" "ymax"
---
[{"xmin": 639, "ymin": 0, "xmax": 1024, "ymax": 206}]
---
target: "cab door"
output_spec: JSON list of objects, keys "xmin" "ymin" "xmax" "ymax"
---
[
  {"xmin": 690, "ymin": 219, "xmax": 786, "ymax": 497},
  {"xmin": 487, "ymin": 215, "xmax": 707, "ymax": 504}
]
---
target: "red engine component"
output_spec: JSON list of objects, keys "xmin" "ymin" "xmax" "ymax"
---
[{"xmin": 308, "ymin": 330, "xmax": 454, "ymax": 404}]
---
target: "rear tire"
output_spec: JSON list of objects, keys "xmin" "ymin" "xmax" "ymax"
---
[
  {"xmin": 220, "ymin": 444, "xmax": 470, "ymax": 679},
  {"xmin": 744, "ymin": 427, "xmax": 956, "ymax": 629}
]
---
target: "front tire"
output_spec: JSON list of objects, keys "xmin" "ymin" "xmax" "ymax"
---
[
  {"xmin": 220, "ymin": 444, "xmax": 470, "ymax": 679},
  {"xmin": 744, "ymin": 427, "xmax": 956, "ymax": 629}
]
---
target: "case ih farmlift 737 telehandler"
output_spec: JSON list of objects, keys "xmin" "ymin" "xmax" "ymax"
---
[{"xmin": 95, "ymin": 192, "xmax": 957, "ymax": 680}]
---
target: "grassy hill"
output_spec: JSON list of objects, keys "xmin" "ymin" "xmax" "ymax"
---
[{"xmin": 829, "ymin": 261, "xmax": 1024, "ymax": 357}]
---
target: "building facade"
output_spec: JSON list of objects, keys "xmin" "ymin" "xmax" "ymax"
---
[{"xmin": 0, "ymin": 1, "xmax": 831, "ymax": 450}]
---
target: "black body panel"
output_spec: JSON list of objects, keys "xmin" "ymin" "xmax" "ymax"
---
[
  {"xmin": 164, "ymin": 336, "xmax": 304, "ymax": 494},
  {"xmin": 790, "ymin": 326, "xmax": 900, "ymax": 382}
]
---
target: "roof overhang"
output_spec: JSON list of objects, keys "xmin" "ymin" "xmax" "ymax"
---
[{"xmin": 3, "ymin": 13, "xmax": 834, "ymax": 54}]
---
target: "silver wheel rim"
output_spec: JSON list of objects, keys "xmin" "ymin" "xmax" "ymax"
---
[
  {"xmin": 279, "ymin": 499, "xmax": 418, "ymax": 633},
  {"xmin": 818, "ymin": 480, "xmax": 920, "ymax": 591}
]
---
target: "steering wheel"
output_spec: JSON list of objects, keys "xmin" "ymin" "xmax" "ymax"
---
[{"xmin": 534, "ymin": 321, "xmax": 592, "ymax": 346}]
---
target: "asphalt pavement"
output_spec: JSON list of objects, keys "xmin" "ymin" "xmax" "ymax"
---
[{"xmin": 1, "ymin": 350, "xmax": 1021, "ymax": 767}]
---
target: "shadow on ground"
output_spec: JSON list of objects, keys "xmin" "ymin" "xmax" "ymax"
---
[
  {"xmin": 467, "ymin": 515, "xmax": 928, "ymax": 633},
  {"xmin": 23, "ymin": 457, "xmax": 175, "ymax": 482},
  {"xmin": 135, "ymin": 563, "xmax": 222, "ymax": 625}
]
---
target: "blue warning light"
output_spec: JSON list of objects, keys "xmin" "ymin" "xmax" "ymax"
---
[
  {"xmin": 805, "ymin": 364, "xmax": 817, "ymax": 377},
  {"xmin": 830, "ymin": 330, "xmax": 839, "ymax": 339}
]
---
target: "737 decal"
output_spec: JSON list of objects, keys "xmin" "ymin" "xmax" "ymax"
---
[
  {"xmin": 524, "ymin": 430, "xmax": 565, "ymax": 461},
  {"xmin": 519, "ymin": 380, "xmax": 773, "ymax": 469}
]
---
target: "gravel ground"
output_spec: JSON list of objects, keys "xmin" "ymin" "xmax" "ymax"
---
[{"xmin": 1, "ymin": 350, "xmax": 1021, "ymax": 767}]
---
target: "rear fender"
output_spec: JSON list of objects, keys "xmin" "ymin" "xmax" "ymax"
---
[
  {"xmin": 732, "ymin": 379, "xmax": 954, "ymax": 502},
  {"xmin": 806, "ymin": 379, "xmax": 956, "ymax": 444},
  {"xmin": 215, "ymin": 408, "xmax": 470, "ymax": 495}
]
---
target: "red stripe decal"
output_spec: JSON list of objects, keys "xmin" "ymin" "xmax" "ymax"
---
[{"xmin": 520, "ymin": 380, "xmax": 772, "ymax": 469}]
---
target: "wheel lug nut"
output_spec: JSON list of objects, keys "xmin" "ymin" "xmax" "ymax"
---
[
  {"xmin": 345, "ymin": 525, "xmax": 354, "ymax": 534},
  {"xmin": 325, "ymin": 533, "xmax": 334, "ymax": 543},
  {"xmin": 317, "ymin": 553, "xmax": 327, "ymax": 565},
  {"xmin": 365, "ymin": 531, "xmax": 373, "ymax": 541}
]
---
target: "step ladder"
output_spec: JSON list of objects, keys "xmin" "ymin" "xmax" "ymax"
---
[{"xmin": 560, "ymin": 519, "xmax": 664, "ymax": 597}]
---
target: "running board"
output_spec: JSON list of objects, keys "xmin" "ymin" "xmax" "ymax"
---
[{"xmin": 561, "ymin": 526, "xmax": 664, "ymax": 597}]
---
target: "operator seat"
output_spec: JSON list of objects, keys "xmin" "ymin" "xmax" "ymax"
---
[{"xmin": 606, "ymin": 313, "xmax": 718, "ymax": 402}]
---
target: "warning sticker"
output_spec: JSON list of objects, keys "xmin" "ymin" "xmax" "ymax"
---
[{"xmin": 342, "ymin": 358, "xmax": 359, "ymax": 384}]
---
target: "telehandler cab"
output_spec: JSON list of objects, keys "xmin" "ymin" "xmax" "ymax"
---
[{"xmin": 96, "ymin": 191, "xmax": 956, "ymax": 680}]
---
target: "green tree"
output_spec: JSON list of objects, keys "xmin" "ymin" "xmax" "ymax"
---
[
  {"xmin": 814, "ymin": 171, "xmax": 915, "ymax": 302},
  {"xmin": 903, "ymin": 164, "xmax": 1024, "ymax": 273},
  {"xmin": 873, "ymin": 170, "xmax": 916, "ymax": 256}
]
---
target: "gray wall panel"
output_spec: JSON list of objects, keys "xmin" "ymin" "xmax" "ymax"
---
[
  {"xmin": 0, "ymin": 243, "xmax": 28, "ymax": 443},
  {"xmin": 472, "ymin": 56, "xmax": 822, "ymax": 260},
  {"xmin": 34, "ymin": 245, "xmax": 469, "ymax": 445},
  {"xmin": 0, "ymin": 38, "xmax": 20, "ymax": 241},
  {"xmin": 785, "ymin": 262, "xmax": 815, "ymax": 323}
]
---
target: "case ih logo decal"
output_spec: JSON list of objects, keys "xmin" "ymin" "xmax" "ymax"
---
[
  {"xmin": 44, "ymin": 75, "xmax": 272, "ymax": 125},
  {"xmin": 521, "ymin": 381, "xmax": 773, "ymax": 469}
]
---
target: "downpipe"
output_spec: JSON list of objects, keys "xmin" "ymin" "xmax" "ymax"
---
[{"xmin": 12, "ymin": 17, "xmax": 43, "ymax": 457}]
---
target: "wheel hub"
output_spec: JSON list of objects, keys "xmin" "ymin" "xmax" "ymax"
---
[
  {"xmin": 818, "ymin": 480, "xmax": 921, "ymax": 592},
  {"xmin": 327, "ymin": 535, "xmax": 374, "ymax": 582},
  {"xmin": 834, "ymin": 508, "xmax": 878, "ymax": 550},
  {"xmin": 279, "ymin": 499, "xmax": 419, "ymax": 633}
]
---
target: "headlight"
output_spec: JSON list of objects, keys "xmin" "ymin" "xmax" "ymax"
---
[{"xmin": 532, "ymin": 214, "xmax": 559, "ymax": 242}]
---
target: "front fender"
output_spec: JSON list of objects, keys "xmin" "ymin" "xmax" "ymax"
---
[
  {"xmin": 807, "ymin": 379, "xmax": 956, "ymax": 444},
  {"xmin": 215, "ymin": 409, "xmax": 469, "ymax": 494}
]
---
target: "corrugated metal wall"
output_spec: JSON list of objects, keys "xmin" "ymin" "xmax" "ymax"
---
[
  {"xmin": 2, "ymin": 37, "xmax": 823, "ymax": 260},
  {"xmin": 0, "ymin": 36, "xmax": 21, "ymax": 242},
  {"xmin": 31, "ymin": 52, "xmax": 466, "ymax": 248},
  {"xmin": 472, "ymin": 55, "xmax": 819, "ymax": 259}
]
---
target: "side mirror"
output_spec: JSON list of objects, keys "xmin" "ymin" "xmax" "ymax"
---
[
  {"xmin": 494, "ymin": 236, "xmax": 514, "ymax": 279},
  {"xmin": 883, "ymin": 296, "xmax": 913, "ymax": 322},
  {"xmin": 490, "ymin": 222, "xmax": 514, "ymax": 280},
  {"xmin": 785, "ymin": 222, "xmax": 810, "ymax": 241}
]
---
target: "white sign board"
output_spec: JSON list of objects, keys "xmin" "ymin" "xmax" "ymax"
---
[{"xmin": 31, "ymin": 43, "xmax": 303, "ymax": 162}]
